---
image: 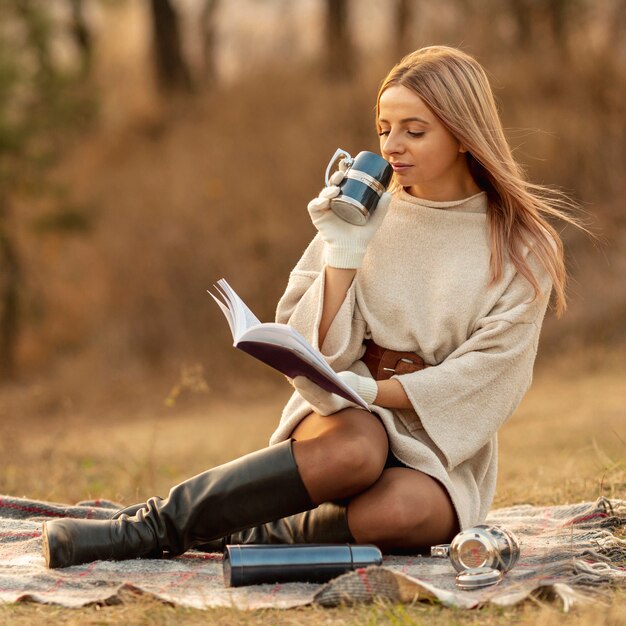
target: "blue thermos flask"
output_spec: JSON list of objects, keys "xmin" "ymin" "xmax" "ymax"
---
[{"xmin": 223, "ymin": 543, "xmax": 383, "ymax": 587}]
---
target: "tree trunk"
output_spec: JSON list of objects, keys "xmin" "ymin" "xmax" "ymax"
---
[
  {"xmin": 200, "ymin": 0, "xmax": 219, "ymax": 89},
  {"xmin": 325, "ymin": 0, "xmax": 355, "ymax": 79},
  {"xmin": 68, "ymin": 0, "xmax": 93, "ymax": 75},
  {"xmin": 544, "ymin": 0, "xmax": 575, "ymax": 61},
  {"xmin": 149, "ymin": 0, "xmax": 193, "ymax": 93},
  {"xmin": 509, "ymin": 0, "xmax": 535, "ymax": 51},
  {"xmin": 394, "ymin": 0, "xmax": 415, "ymax": 61},
  {"xmin": 0, "ymin": 197, "xmax": 20, "ymax": 382}
]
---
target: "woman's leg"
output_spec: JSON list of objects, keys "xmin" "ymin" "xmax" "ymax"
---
[
  {"xmin": 346, "ymin": 467, "xmax": 459, "ymax": 552},
  {"xmin": 213, "ymin": 444, "xmax": 455, "ymax": 554},
  {"xmin": 290, "ymin": 407, "xmax": 389, "ymax": 503},
  {"xmin": 110, "ymin": 408, "xmax": 389, "ymax": 552},
  {"xmin": 43, "ymin": 408, "xmax": 388, "ymax": 568}
]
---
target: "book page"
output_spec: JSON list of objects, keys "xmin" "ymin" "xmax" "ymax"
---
[
  {"xmin": 209, "ymin": 279, "xmax": 261, "ymax": 341},
  {"xmin": 208, "ymin": 289, "xmax": 236, "ymax": 338},
  {"xmin": 217, "ymin": 279, "xmax": 261, "ymax": 338}
]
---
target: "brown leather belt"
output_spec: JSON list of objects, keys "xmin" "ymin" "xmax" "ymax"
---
[{"xmin": 361, "ymin": 339, "xmax": 430, "ymax": 381}]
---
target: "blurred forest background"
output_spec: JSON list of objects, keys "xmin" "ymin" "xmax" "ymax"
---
[{"xmin": 0, "ymin": 0, "xmax": 625, "ymax": 420}]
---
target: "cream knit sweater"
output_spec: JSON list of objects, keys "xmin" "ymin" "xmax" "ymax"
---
[{"xmin": 269, "ymin": 188, "xmax": 552, "ymax": 530}]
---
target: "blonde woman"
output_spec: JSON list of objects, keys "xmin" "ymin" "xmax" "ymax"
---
[{"xmin": 43, "ymin": 46, "xmax": 576, "ymax": 567}]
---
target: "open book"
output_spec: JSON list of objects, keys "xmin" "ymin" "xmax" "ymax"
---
[{"xmin": 209, "ymin": 279, "xmax": 369, "ymax": 410}]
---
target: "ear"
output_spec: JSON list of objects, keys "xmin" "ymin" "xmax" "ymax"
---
[{"xmin": 459, "ymin": 144, "xmax": 468, "ymax": 153}]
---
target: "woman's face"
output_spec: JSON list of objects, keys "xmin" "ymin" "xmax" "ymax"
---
[{"xmin": 377, "ymin": 84, "xmax": 477, "ymax": 201}]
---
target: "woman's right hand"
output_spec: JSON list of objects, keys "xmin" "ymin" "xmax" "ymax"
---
[
  {"xmin": 291, "ymin": 371, "xmax": 378, "ymax": 416},
  {"xmin": 307, "ymin": 166, "xmax": 390, "ymax": 269}
]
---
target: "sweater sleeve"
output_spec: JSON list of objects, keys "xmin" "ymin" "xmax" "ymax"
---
[
  {"xmin": 394, "ymin": 251, "xmax": 552, "ymax": 471},
  {"xmin": 275, "ymin": 234, "xmax": 366, "ymax": 371}
]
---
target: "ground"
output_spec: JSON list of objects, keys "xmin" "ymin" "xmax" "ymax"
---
[{"xmin": 0, "ymin": 344, "xmax": 624, "ymax": 624}]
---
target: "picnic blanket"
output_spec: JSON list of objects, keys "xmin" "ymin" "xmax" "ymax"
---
[{"xmin": 0, "ymin": 495, "xmax": 624, "ymax": 610}]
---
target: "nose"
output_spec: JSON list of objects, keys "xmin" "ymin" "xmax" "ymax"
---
[{"xmin": 381, "ymin": 131, "xmax": 405, "ymax": 158}]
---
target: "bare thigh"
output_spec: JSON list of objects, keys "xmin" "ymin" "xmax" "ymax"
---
[
  {"xmin": 347, "ymin": 467, "xmax": 460, "ymax": 552},
  {"xmin": 289, "ymin": 409, "xmax": 389, "ymax": 505}
]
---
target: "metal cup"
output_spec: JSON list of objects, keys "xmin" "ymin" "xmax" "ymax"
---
[
  {"xmin": 324, "ymin": 148, "xmax": 393, "ymax": 225},
  {"xmin": 449, "ymin": 524, "xmax": 520, "ymax": 573}
]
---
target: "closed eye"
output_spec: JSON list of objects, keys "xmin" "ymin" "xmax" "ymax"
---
[{"xmin": 378, "ymin": 130, "xmax": 425, "ymax": 138}]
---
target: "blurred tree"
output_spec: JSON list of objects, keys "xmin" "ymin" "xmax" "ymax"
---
[
  {"xmin": 394, "ymin": 0, "xmax": 416, "ymax": 61},
  {"xmin": 200, "ymin": 0, "xmax": 220, "ymax": 89},
  {"xmin": 610, "ymin": 0, "xmax": 626, "ymax": 42},
  {"xmin": 545, "ymin": 0, "xmax": 572, "ymax": 50},
  {"xmin": 150, "ymin": 0, "xmax": 194, "ymax": 93},
  {"xmin": 509, "ymin": 0, "xmax": 584, "ymax": 58},
  {"xmin": 509, "ymin": 0, "xmax": 535, "ymax": 49},
  {"xmin": 325, "ymin": 0, "xmax": 355, "ymax": 79},
  {"xmin": 68, "ymin": 0, "xmax": 93, "ymax": 76},
  {"xmin": 0, "ymin": 196, "xmax": 20, "ymax": 381},
  {"xmin": 0, "ymin": 0, "xmax": 95, "ymax": 382}
]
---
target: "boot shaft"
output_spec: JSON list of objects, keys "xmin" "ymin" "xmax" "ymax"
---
[{"xmin": 43, "ymin": 440, "xmax": 315, "ymax": 568}]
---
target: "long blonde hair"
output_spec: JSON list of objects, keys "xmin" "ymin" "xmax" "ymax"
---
[{"xmin": 377, "ymin": 46, "xmax": 580, "ymax": 316}]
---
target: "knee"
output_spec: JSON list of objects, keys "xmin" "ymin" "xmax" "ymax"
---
[
  {"xmin": 327, "ymin": 431, "xmax": 387, "ymax": 493},
  {"xmin": 361, "ymin": 475, "xmax": 438, "ymax": 546},
  {"xmin": 383, "ymin": 494, "xmax": 433, "ymax": 540},
  {"xmin": 347, "ymin": 470, "xmax": 459, "ymax": 550},
  {"xmin": 291, "ymin": 410, "xmax": 388, "ymax": 501},
  {"xmin": 371, "ymin": 484, "xmax": 456, "ymax": 548}
]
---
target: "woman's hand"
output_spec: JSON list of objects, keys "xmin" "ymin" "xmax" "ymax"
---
[
  {"xmin": 292, "ymin": 371, "xmax": 378, "ymax": 416},
  {"xmin": 308, "ymin": 167, "xmax": 390, "ymax": 269}
]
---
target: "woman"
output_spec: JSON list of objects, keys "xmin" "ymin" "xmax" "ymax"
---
[{"xmin": 43, "ymin": 46, "xmax": 576, "ymax": 568}]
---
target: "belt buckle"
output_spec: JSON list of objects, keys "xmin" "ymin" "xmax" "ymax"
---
[{"xmin": 382, "ymin": 357, "xmax": 416, "ymax": 375}]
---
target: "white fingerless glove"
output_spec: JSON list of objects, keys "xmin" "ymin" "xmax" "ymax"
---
[
  {"xmin": 307, "ymin": 167, "xmax": 391, "ymax": 269},
  {"xmin": 292, "ymin": 371, "xmax": 378, "ymax": 416}
]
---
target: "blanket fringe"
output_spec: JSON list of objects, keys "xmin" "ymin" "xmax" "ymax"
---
[{"xmin": 572, "ymin": 559, "xmax": 626, "ymax": 584}]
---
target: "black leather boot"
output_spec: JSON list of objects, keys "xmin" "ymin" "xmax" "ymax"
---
[
  {"xmin": 224, "ymin": 502, "xmax": 354, "ymax": 546},
  {"xmin": 111, "ymin": 502, "xmax": 354, "ymax": 559},
  {"xmin": 42, "ymin": 440, "xmax": 314, "ymax": 568},
  {"xmin": 112, "ymin": 501, "xmax": 353, "ymax": 553}
]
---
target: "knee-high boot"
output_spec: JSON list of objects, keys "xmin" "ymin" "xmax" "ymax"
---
[
  {"xmin": 112, "ymin": 501, "xmax": 354, "ymax": 553},
  {"xmin": 42, "ymin": 440, "xmax": 314, "ymax": 568},
  {"xmin": 222, "ymin": 502, "xmax": 354, "ymax": 547}
]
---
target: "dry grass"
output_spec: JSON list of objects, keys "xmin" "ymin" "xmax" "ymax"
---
[
  {"xmin": 495, "ymin": 345, "xmax": 626, "ymax": 508},
  {"xmin": 0, "ymin": 591, "xmax": 625, "ymax": 626},
  {"xmin": 0, "ymin": 343, "xmax": 624, "ymax": 624}
]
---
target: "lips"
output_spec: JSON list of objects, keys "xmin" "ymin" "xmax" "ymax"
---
[{"xmin": 391, "ymin": 163, "xmax": 413, "ymax": 172}]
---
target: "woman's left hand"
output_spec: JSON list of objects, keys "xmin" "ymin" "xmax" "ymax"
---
[{"xmin": 292, "ymin": 371, "xmax": 378, "ymax": 416}]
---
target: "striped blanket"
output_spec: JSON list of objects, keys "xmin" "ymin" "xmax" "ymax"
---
[{"xmin": 0, "ymin": 495, "xmax": 624, "ymax": 610}]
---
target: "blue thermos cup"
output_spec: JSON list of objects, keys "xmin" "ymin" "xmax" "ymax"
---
[
  {"xmin": 325, "ymin": 148, "xmax": 393, "ymax": 225},
  {"xmin": 223, "ymin": 543, "xmax": 383, "ymax": 587}
]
